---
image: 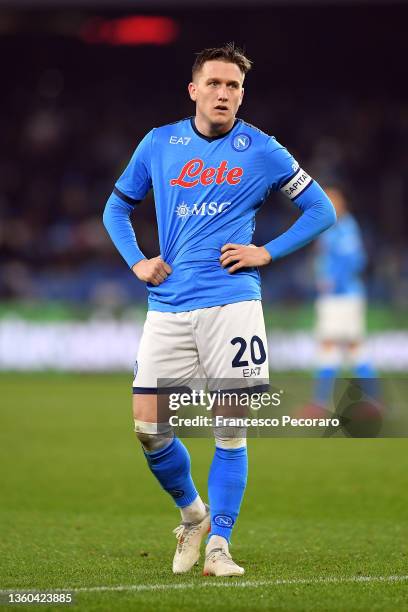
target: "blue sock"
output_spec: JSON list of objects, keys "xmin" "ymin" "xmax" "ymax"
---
[
  {"xmin": 314, "ymin": 366, "xmax": 338, "ymax": 406},
  {"xmin": 354, "ymin": 362, "xmax": 376, "ymax": 379},
  {"xmin": 208, "ymin": 446, "xmax": 248, "ymax": 542},
  {"xmin": 144, "ymin": 437, "xmax": 198, "ymax": 508},
  {"xmin": 354, "ymin": 362, "xmax": 379, "ymax": 400}
]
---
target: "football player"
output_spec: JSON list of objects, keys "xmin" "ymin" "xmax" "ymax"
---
[
  {"xmin": 312, "ymin": 184, "xmax": 377, "ymax": 409},
  {"xmin": 104, "ymin": 43, "xmax": 336, "ymax": 576}
]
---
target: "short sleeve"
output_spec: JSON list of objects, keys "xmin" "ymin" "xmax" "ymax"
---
[
  {"xmin": 265, "ymin": 137, "xmax": 313, "ymax": 201},
  {"xmin": 114, "ymin": 130, "xmax": 153, "ymax": 204}
]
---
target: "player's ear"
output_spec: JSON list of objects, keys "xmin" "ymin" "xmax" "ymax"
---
[{"xmin": 188, "ymin": 82, "xmax": 197, "ymax": 102}]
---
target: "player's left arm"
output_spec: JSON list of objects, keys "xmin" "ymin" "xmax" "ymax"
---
[
  {"xmin": 220, "ymin": 243, "xmax": 272, "ymax": 273},
  {"xmin": 262, "ymin": 180, "xmax": 336, "ymax": 262},
  {"xmin": 220, "ymin": 139, "xmax": 336, "ymax": 273}
]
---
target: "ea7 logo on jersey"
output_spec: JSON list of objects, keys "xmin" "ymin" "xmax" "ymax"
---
[
  {"xmin": 170, "ymin": 158, "xmax": 243, "ymax": 188},
  {"xmin": 169, "ymin": 136, "xmax": 191, "ymax": 145},
  {"xmin": 280, "ymin": 168, "xmax": 313, "ymax": 201}
]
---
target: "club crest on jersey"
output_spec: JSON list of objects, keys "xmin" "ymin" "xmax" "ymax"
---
[
  {"xmin": 232, "ymin": 133, "xmax": 251, "ymax": 152},
  {"xmin": 170, "ymin": 158, "xmax": 243, "ymax": 188}
]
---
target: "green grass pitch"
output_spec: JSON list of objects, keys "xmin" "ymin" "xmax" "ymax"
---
[{"xmin": 1, "ymin": 373, "xmax": 407, "ymax": 611}]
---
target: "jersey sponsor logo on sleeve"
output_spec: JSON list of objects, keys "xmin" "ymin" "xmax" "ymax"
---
[
  {"xmin": 170, "ymin": 158, "xmax": 243, "ymax": 188},
  {"xmin": 280, "ymin": 168, "xmax": 313, "ymax": 200},
  {"xmin": 232, "ymin": 133, "xmax": 252, "ymax": 151},
  {"xmin": 169, "ymin": 136, "xmax": 191, "ymax": 145}
]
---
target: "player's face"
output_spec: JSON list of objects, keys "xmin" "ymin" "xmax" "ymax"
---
[{"xmin": 188, "ymin": 61, "xmax": 244, "ymax": 134}]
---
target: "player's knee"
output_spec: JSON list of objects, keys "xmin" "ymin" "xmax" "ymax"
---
[
  {"xmin": 317, "ymin": 342, "xmax": 342, "ymax": 368},
  {"xmin": 213, "ymin": 426, "xmax": 247, "ymax": 449},
  {"xmin": 134, "ymin": 420, "xmax": 173, "ymax": 453},
  {"xmin": 135, "ymin": 430, "xmax": 174, "ymax": 453},
  {"xmin": 346, "ymin": 342, "xmax": 365, "ymax": 366}
]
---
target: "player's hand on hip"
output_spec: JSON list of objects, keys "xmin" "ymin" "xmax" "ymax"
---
[
  {"xmin": 220, "ymin": 244, "xmax": 272, "ymax": 273},
  {"xmin": 132, "ymin": 257, "xmax": 172, "ymax": 286}
]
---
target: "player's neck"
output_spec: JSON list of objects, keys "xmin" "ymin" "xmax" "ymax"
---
[{"xmin": 193, "ymin": 115, "xmax": 235, "ymax": 139}]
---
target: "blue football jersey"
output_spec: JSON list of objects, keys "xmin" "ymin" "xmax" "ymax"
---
[
  {"xmin": 316, "ymin": 212, "xmax": 367, "ymax": 296},
  {"xmin": 112, "ymin": 117, "xmax": 331, "ymax": 312}
]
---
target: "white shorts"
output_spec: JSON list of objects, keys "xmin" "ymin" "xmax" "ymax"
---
[
  {"xmin": 315, "ymin": 295, "xmax": 366, "ymax": 342},
  {"xmin": 133, "ymin": 300, "xmax": 269, "ymax": 393}
]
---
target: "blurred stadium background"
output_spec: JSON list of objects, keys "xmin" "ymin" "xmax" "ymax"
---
[
  {"xmin": 1, "ymin": 3, "xmax": 408, "ymax": 610},
  {"xmin": 0, "ymin": 0, "xmax": 407, "ymax": 372}
]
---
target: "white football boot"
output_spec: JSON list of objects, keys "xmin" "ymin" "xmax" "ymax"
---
[
  {"xmin": 203, "ymin": 545, "xmax": 245, "ymax": 577},
  {"xmin": 172, "ymin": 505, "xmax": 210, "ymax": 574}
]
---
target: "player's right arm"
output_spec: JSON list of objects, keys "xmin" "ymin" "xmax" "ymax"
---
[{"xmin": 103, "ymin": 130, "xmax": 171, "ymax": 286}]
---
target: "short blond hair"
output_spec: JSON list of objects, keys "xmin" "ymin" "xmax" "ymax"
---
[{"xmin": 192, "ymin": 43, "xmax": 252, "ymax": 79}]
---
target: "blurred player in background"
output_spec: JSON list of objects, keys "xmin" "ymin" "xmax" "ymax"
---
[
  {"xmin": 311, "ymin": 184, "xmax": 377, "ymax": 410},
  {"xmin": 103, "ymin": 43, "xmax": 335, "ymax": 577}
]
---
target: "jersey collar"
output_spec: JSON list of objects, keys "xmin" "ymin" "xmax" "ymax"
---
[{"xmin": 190, "ymin": 117, "xmax": 240, "ymax": 142}]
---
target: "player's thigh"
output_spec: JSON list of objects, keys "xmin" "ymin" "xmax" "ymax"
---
[
  {"xmin": 195, "ymin": 300, "xmax": 269, "ymax": 384},
  {"xmin": 133, "ymin": 393, "xmax": 157, "ymax": 422},
  {"xmin": 133, "ymin": 310, "xmax": 200, "ymax": 394},
  {"xmin": 133, "ymin": 393, "xmax": 171, "ymax": 424}
]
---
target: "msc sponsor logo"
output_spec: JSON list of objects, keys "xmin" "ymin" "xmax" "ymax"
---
[
  {"xmin": 213, "ymin": 514, "xmax": 234, "ymax": 528},
  {"xmin": 232, "ymin": 133, "xmax": 251, "ymax": 151},
  {"xmin": 175, "ymin": 203, "xmax": 190, "ymax": 218},
  {"xmin": 280, "ymin": 168, "xmax": 312, "ymax": 200},
  {"xmin": 175, "ymin": 201, "xmax": 231, "ymax": 219},
  {"xmin": 169, "ymin": 136, "xmax": 191, "ymax": 145},
  {"xmin": 170, "ymin": 158, "xmax": 243, "ymax": 188}
]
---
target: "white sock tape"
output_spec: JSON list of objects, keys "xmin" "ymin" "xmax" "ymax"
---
[{"xmin": 134, "ymin": 420, "xmax": 172, "ymax": 434}]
